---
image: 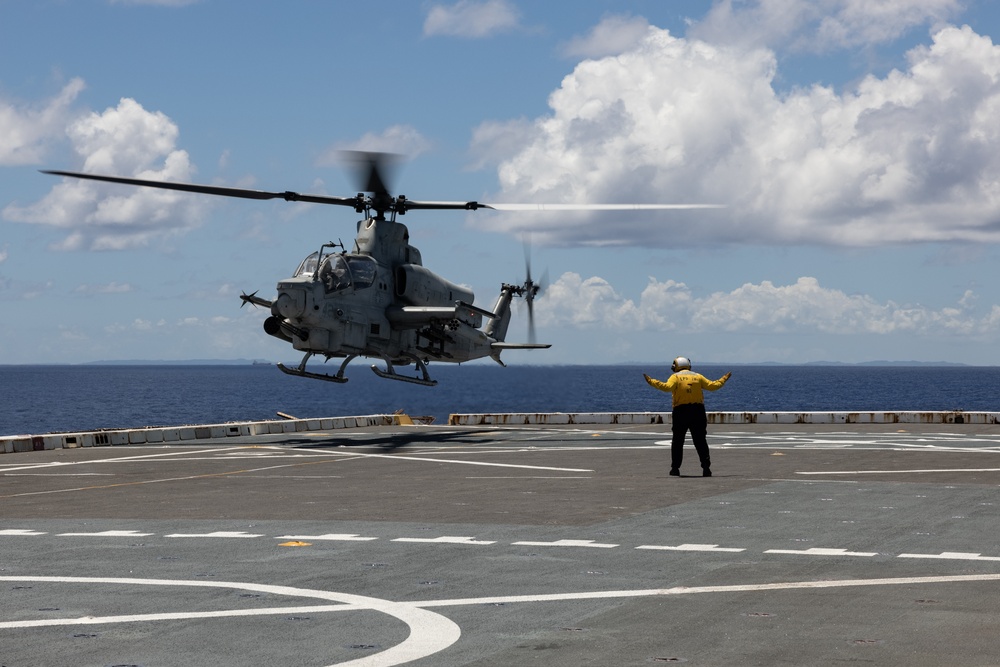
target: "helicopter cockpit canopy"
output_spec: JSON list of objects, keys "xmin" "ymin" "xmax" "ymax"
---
[
  {"xmin": 294, "ymin": 252, "xmax": 320, "ymax": 278},
  {"xmin": 313, "ymin": 254, "xmax": 377, "ymax": 293}
]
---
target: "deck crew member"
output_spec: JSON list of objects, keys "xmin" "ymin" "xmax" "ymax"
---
[{"xmin": 644, "ymin": 357, "xmax": 731, "ymax": 477}]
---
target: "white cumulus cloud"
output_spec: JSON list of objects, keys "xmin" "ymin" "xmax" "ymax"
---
[
  {"xmin": 476, "ymin": 21, "xmax": 1000, "ymax": 249},
  {"xmin": 0, "ymin": 79, "xmax": 85, "ymax": 165},
  {"xmin": 4, "ymin": 97, "xmax": 207, "ymax": 251},
  {"xmin": 691, "ymin": 0, "xmax": 962, "ymax": 52},
  {"xmin": 318, "ymin": 125, "xmax": 432, "ymax": 166},
  {"xmin": 423, "ymin": 0, "xmax": 521, "ymax": 38},
  {"xmin": 559, "ymin": 14, "xmax": 652, "ymax": 59},
  {"xmin": 538, "ymin": 272, "xmax": 1000, "ymax": 340}
]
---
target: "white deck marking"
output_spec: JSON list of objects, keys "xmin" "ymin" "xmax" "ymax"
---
[
  {"xmin": 0, "ymin": 575, "xmax": 460, "ymax": 667},
  {"xmin": 899, "ymin": 551, "xmax": 1000, "ymax": 562},
  {"xmin": 0, "ymin": 447, "xmax": 246, "ymax": 474},
  {"xmin": 411, "ymin": 573, "xmax": 1000, "ymax": 608},
  {"xmin": 4, "ymin": 604, "xmax": 354, "ymax": 627},
  {"xmin": 799, "ymin": 467, "xmax": 1000, "ymax": 475},
  {"xmin": 0, "ymin": 529, "xmax": 45, "ymax": 536},
  {"xmin": 512, "ymin": 539, "xmax": 618, "ymax": 549},
  {"xmin": 0, "ymin": 458, "xmax": 354, "ymax": 500},
  {"xmin": 765, "ymin": 547, "xmax": 878, "ymax": 557},
  {"xmin": 5, "ymin": 473, "xmax": 113, "ymax": 476},
  {"xmin": 637, "ymin": 543, "xmax": 745, "ymax": 553},
  {"xmin": 335, "ymin": 451, "xmax": 593, "ymax": 472},
  {"xmin": 276, "ymin": 533, "xmax": 378, "ymax": 542},
  {"xmin": 165, "ymin": 531, "xmax": 264, "ymax": 538},
  {"xmin": 57, "ymin": 530, "xmax": 154, "ymax": 537},
  {"xmin": 392, "ymin": 536, "xmax": 496, "ymax": 545}
]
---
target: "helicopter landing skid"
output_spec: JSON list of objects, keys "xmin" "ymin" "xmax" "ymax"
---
[
  {"xmin": 276, "ymin": 353, "xmax": 355, "ymax": 383},
  {"xmin": 370, "ymin": 356, "xmax": 437, "ymax": 386}
]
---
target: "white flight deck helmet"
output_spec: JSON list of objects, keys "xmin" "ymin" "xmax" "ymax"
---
[{"xmin": 671, "ymin": 356, "xmax": 692, "ymax": 372}]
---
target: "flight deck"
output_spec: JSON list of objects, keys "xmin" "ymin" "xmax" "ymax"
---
[{"xmin": 2, "ymin": 417, "xmax": 1000, "ymax": 666}]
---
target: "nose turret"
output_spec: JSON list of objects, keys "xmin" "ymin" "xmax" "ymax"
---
[{"xmin": 274, "ymin": 287, "xmax": 307, "ymax": 319}]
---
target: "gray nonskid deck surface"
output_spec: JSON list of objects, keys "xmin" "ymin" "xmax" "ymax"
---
[{"xmin": 2, "ymin": 422, "xmax": 999, "ymax": 666}]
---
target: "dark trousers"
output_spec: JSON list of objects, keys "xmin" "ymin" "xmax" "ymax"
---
[{"xmin": 671, "ymin": 403, "xmax": 711, "ymax": 471}]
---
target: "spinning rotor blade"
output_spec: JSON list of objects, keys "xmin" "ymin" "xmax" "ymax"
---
[
  {"xmin": 42, "ymin": 168, "xmax": 487, "ymax": 215},
  {"xmin": 481, "ymin": 203, "xmax": 725, "ymax": 211},
  {"xmin": 338, "ymin": 150, "xmax": 397, "ymax": 200},
  {"xmin": 521, "ymin": 237, "xmax": 548, "ymax": 345},
  {"xmin": 42, "ymin": 165, "xmax": 725, "ymax": 216},
  {"xmin": 41, "ymin": 170, "xmax": 363, "ymax": 208}
]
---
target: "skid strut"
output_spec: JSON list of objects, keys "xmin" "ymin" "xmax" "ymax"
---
[
  {"xmin": 370, "ymin": 354, "xmax": 437, "ymax": 386},
  {"xmin": 277, "ymin": 353, "xmax": 356, "ymax": 383}
]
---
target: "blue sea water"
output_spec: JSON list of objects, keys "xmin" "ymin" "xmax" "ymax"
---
[{"xmin": 1, "ymin": 364, "xmax": 999, "ymax": 436}]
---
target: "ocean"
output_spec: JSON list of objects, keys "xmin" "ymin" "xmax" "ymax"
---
[{"xmin": 2, "ymin": 363, "xmax": 999, "ymax": 436}]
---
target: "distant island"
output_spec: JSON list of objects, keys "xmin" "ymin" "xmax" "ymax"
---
[
  {"xmin": 80, "ymin": 359, "xmax": 273, "ymax": 366},
  {"xmin": 610, "ymin": 360, "xmax": 971, "ymax": 367}
]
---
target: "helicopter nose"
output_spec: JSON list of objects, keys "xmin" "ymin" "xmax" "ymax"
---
[{"xmin": 275, "ymin": 290, "xmax": 306, "ymax": 319}]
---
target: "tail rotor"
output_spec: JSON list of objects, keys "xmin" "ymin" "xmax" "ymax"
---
[{"xmin": 521, "ymin": 238, "xmax": 547, "ymax": 344}]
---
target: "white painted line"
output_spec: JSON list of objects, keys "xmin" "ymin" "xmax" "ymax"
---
[
  {"xmin": 0, "ymin": 458, "xmax": 349, "ymax": 499},
  {"xmin": 799, "ymin": 468, "xmax": 1000, "ymax": 475},
  {"xmin": 3, "ymin": 604, "xmax": 354, "ymax": 627},
  {"xmin": 57, "ymin": 530, "xmax": 154, "ymax": 537},
  {"xmin": 0, "ymin": 447, "xmax": 247, "ymax": 474},
  {"xmin": 411, "ymin": 573, "xmax": 1000, "ymax": 608},
  {"xmin": 466, "ymin": 476, "xmax": 592, "ymax": 479},
  {"xmin": 4, "ymin": 473, "xmax": 113, "ymax": 476},
  {"xmin": 0, "ymin": 575, "xmax": 460, "ymax": 667},
  {"xmin": 165, "ymin": 531, "xmax": 264, "ymax": 538},
  {"xmin": 899, "ymin": 552, "xmax": 1000, "ymax": 562},
  {"xmin": 765, "ymin": 547, "xmax": 878, "ymax": 557},
  {"xmin": 338, "ymin": 451, "xmax": 593, "ymax": 473},
  {"xmin": 392, "ymin": 536, "xmax": 496, "ymax": 545},
  {"xmin": 512, "ymin": 539, "xmax": 618, "ymax": 549},
  {"xmin": 0, "ymin": 529, "xmax": 45, "ymax": 536},
  {"xmin": 637, "ymin": 543, "xmax": 745, "ymax": 553},
  {"xmin": 276, "ymin": 534, "xmax": 378, "ymax": 542}
]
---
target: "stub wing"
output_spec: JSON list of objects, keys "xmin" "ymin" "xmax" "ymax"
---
[
  {"xmin": 489, "ymin": 341, "xmax": 551, "ymax": 368},
  {"xmin": 385, "ymin": 305, "xmax": 484, "ymax": 329},
  {"xmin": 491, "ymin": 342, "xmax": 552, "ymax": 350}
]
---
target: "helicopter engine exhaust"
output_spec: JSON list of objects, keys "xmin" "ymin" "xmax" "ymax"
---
[{"xmin": 395, "ymin": 264, "xmax": 474, "ymax": 307}]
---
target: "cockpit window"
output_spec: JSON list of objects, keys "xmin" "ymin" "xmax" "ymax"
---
[
  {"xmin": 346, "ymin": 256, "xmax": 376, "ymax": 289},
  {"xmin": 294, "ymin": 252, "xmax": 319, "ymax": 278},
  {"xmin": 317, "ymin": 254, "xmax": 377, "ymax": 293}
]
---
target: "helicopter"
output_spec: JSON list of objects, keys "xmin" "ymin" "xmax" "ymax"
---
[{"xmin": 43, "ymin": 153, "xmax": 722, "ymax": 386}]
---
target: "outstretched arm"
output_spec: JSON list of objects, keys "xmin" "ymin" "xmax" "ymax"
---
[
  {"xmin": 704, "ymin": 371, "xmax": 732, "ymax": 391},
  {"xmin": 644, "ymin": 373, "xmax": 670, "ymax": 392}
]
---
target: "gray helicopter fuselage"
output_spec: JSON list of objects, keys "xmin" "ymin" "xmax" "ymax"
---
[
  {"xmin": 264, "ymin": 217, "xmax": 505, "ymax": 367},
  {"xmin": 41, "ymin": 161, "xmax": 553, "ymax": 385}
]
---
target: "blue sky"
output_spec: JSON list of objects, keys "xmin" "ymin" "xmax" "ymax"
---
[{"xmin": 3, "ymin": 0, "xmax": 1000, "ymax": 367}]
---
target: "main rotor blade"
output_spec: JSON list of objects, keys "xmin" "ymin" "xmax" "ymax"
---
[
  {"xmin": 480, "ymin": 203, "xmax": 726, "ymax": 211},
  {"xmin": 397, "ymin": 201, "xmax": 727, "ymax": 213},
  {"xmin": 42, "ymin": 170, "xmax": 726, "ymax": 214},
  {"xmin": 41, "ymin": 170, "xmax": 363, "ymax": 208}
]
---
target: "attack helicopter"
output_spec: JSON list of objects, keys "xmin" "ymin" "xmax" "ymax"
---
[{"xmin": 44, "ymin": 153, "xmax": 721, "ymax": 385}]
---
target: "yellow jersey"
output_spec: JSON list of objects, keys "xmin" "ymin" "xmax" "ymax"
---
[{"xmin": 645, "ymin": 370, "xmax": 728, "ymax": 408}]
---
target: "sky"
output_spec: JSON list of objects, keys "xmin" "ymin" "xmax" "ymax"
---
[{"xmin": 3, "ymin": 0, "xmax": 1000, "ymax": 367}]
